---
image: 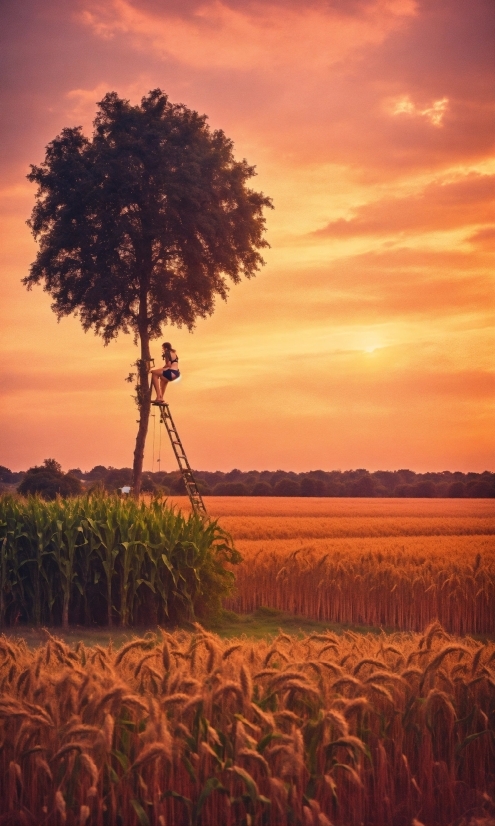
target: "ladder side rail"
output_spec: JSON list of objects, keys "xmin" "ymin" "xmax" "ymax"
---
[
  {"xmin": 166, "ymin": 438, "xmax": 196, "ymax": 478},
  {"xmin": 163, "ymin": 414, "xmax": 201, "ymax": 483},
  {"xmin": 159, "ymin": 404, "xmax": 207, "ymax": 516},
  {"xmin": 162, "ymin": 408, "xmax": 195, "ymax": 469},
  {"xmin": 161, "ymin": 410, "xmax": 191, "ymax": 467}
]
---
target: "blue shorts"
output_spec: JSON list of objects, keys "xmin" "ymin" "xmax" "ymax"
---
[{"xmin": 163, "ymin": 368, "xmax": 180, "ymax": 381}]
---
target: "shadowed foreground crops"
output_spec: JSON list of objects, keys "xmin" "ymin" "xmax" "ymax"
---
[{"xmin": 0, "ymin": 623, "xmax": 494, "ymax": 825}]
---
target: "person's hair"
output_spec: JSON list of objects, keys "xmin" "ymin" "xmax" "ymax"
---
[{"xmin": 162, "ymin": 341, "xmax": 172, "ymax": 349}]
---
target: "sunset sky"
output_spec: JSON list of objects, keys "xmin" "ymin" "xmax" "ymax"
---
[{"xmin": 1, "ymin": 0, "xmax": 494, "ymax": 475}]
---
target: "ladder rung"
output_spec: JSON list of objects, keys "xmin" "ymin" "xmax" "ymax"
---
[{"xmin": 159, "ymin": 402, "xmax": 207, "ymax": 516}]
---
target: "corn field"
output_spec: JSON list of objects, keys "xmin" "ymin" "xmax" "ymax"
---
[
  {"xmin": 0, "ymin": 622, "xmax": 494, "ymax": 825},
  {"xmin": 0, "ymin": 495, "xmax": 240, "ymax": 628}
]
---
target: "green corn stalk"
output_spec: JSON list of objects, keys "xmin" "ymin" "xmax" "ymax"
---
[
  {"xmin": 51, "ymin": 500, "xmax": 86, "ymax": 628},
  {"xmin": 177, "ymin": 515, "xmax": 240, "ymax": 619},
  {"xmin": 86, "ymin": 509, "xmax": 121, "ymax": 628},
  {"xmin": 170, "ymin": 540, "xmax": 199, "ymax": 621},
  {"xmin": 145, "ymin": 541, "xmax": 173, "ymax": 622},
  {"xmin": 1, "ymin": 511, "xmax": 30, "ymax": 625},
  {"xmin": 129, "ymin": 506, "xmax": 159, "ymax": 622},
  {"xmin": 77, "ymin": 516, "xmax": 100, "ymax": 626},
  {"xmin": 0, "ymin": 492, "xmax": 241, "ymax": 628},
  {"xmin": 140, "ymin": 533, "xmax": 172, "ymax": 623},
  {"xmin": 0, "ymin": 511, "xmax": 12, "ymax": 627},
  {"xmin": 165, "ymin": 515, "xmax": 198, "ymax": 619},
  {"xmin": 19, "ymin": 498, "xmax": 56, "ymax": 625},
  {"xmin": 117, "ymin": 506, "xmax": 146, "ymax": 627},
  {"xmin": 146, "ymin": 503, "xmax": 187, "ymax": 621}
]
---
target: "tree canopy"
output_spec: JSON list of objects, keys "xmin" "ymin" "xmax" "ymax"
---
[
  {"xmin": 17, "ymin": 459, "xmax": 82, "ymax": 500},
  {"xmin": 26, "ymin": 90, "xmax": 272, "ymax": 491}
]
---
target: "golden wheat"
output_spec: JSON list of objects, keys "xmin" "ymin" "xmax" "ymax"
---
[
  {"xmin": 196, "ymin": 498, "xmax": 495, "ymax": 635},
  {"xmin": 0, "ymin": 625, "xmax": 494, "ymax": 825},
  {"xmin": 168, "ymin": 496, "xmax": 495, "ymax": 520},
  {"xmin": 225, "ymin": 545, "xmax": 495, "ymax": 634}
]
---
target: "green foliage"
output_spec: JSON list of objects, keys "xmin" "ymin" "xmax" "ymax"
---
[
  {"xmin": 17, "ymin": 458, "xmax": 82, "ymax": 500},
  {"xmin": 25, "ymin": 89, "xmax": 273, "ymax": 493},
  {"xmin": 0, "ymin": 493, "xmax": 241, "ymax": 628},
  {"xmin": 272, "ymin": 478, "xmax": 301, "ymax": 497},
  {"xmin": 33, "ymin": 464, "xmax": 495, "ymax": 498},
  {"xmin": 25, "ymin": 89, "xmax": 272, "ymax": 341},
  {"xmin": 212, "ymin": 482, "xmax": 248, "ymax": 496}
]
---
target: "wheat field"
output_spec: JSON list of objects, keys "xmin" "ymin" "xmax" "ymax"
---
[
  {"xmin": 168, "ymin": 497, "xmax": 494, "ymax": 540},
  {"xmin": 1, "ymin": 623, "xmax": 494, "ymax": 825},
  {"xmin": 169, "ymin": 497, "xmax": 495, "ymax": 635},
  {"xmin": 1, "ymin": 498, "xmax": 494, "ymax": 824}
]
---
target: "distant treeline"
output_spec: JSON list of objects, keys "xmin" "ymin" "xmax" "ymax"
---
[{"xmin": 2, "ymin": 462, "xmax": 494, "ymax": 498}]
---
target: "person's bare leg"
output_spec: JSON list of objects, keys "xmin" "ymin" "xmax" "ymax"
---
[
  {"xmin": 151, "ymin": 369, "xmax": 163, "ymax": 400},
  {"xmin": 160, "ymin": 377, "xmax": 168, "ymax": 398}
]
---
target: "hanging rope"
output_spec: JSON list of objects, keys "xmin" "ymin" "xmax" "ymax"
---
[
  {"xmin": 157, "ymin": 412, "xmax": 162, "ymax": 474},
  {"xmin": 151, "ymin": 411, "xmax": 156, "ymax": 473}
]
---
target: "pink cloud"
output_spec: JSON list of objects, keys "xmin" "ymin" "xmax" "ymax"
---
[
  {"xmin": 468, "ymin": 226, "xmax": 495, "ymax": 251},
  {"xmin": 74, "ymin": 0, "xmax": 494, "ymax": 178},
  {"xmin": 386, "ymin": 94, "xmax": 449, "ymax": 127},
  {"xmin": 79, "ymin": 0, "xmax": 417, "ymax": 71},
  {"xmin": 313, "ymin": 173, "xmax": 495, "ymax": 237},
  {"xmin": 1, "ymin": 0, "xmax": 493, "ymax": 472}
]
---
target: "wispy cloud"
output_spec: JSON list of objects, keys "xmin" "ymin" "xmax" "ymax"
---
[
  {"xmin": 387, "ymin": 94, "xmax": 449, "ymax": 126},
  {"xmin": 79, "ymin": 0, "xmax": 417, "ymax": 71},
  {"xmin": 0, "ymin": 0, "xmax": 493, "ymax": 471},
  {"xmin": 313, "ymin": 173, "xmax": 495, "ymax": 237}
]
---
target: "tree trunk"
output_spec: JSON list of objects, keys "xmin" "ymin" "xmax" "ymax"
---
[
  {"xmin": 132, "ymin": 352, "xmax": 151, "ymax": 496},
  {"xmin": 132, "ymin": 248, "xmax": 152, "ymax": 496}
]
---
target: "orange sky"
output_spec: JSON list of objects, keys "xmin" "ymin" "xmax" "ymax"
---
[{"xmin": 1, "ymin": 0, "xmax": 494, "ymax": 474}]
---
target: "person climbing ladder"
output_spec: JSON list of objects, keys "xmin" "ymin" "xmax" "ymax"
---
[
  {"xmin": 149, "ymin": 343, "xmax": 206, "ymax": 515},
  {"xmin": 151, "ymin": 341, "xmax": 180, "ymax": 405}
]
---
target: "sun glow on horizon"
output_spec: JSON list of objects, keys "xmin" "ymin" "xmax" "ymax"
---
[{"xmin": 0, "ymin": 0, "xmax": 493, "ymax": 473}]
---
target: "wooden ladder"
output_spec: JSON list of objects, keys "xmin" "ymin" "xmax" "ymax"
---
[{"xmin": 158, "ymin": 403, "xmax": 207, "ymax": 516}]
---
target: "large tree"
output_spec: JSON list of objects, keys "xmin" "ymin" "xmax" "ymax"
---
[{"xmin": 25, "ymin": 90, "xmax": 272, "ymax": 493}]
